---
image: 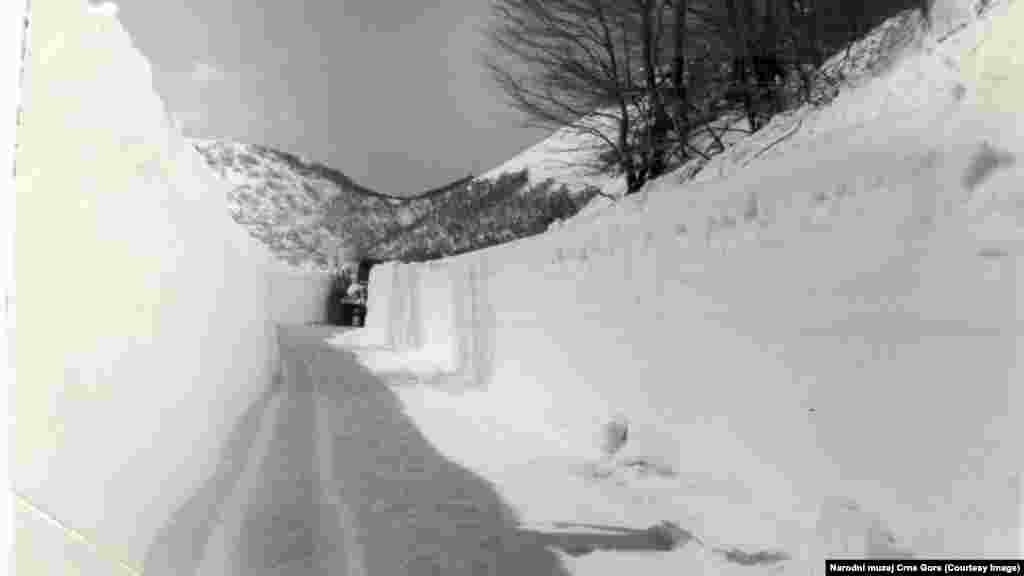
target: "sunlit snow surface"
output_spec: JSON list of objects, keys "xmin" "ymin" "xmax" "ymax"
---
[
  {"xmin": 329, "ymin": 2, "xmax": 1022, "ymax": 571},
  {"xmin": 11, "ymin": 0, "xmax": 1021, "ymax": 573}
]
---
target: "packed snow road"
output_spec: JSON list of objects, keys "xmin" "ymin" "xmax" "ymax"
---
[
  {"xmin": 178, "ymin": 325, "xmax": 807, "ymax": 576},
  {"xmin": 190, "ymin": 324, "xmax": 569, "ymax": 575}
]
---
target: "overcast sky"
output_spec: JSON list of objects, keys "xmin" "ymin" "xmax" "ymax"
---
[{"xmin": 118, "ymin": 1, "xmax": 548, "ymax": 195}]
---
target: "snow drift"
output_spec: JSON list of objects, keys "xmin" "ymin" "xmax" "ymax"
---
[
  {"xmin": 12, "ymin": 1, "xmax": 330, "ymax": 573},
  {"xmin": 345, "ymin": 0, "xmax": 1022, "ymax": 569}
]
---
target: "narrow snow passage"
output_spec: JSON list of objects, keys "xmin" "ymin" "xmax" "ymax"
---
[
  {"xmin": 295, "ymin": 324, "xmax": 570, "ymax": 575},
  {"xmin": 167, "ymin": 324, "xmax": 573, "ymax": 575}
]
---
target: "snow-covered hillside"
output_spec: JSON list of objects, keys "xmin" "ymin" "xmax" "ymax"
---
[
  {"xmin": 474, "ymin": 115, "xmax": 623, "ymax": 195},
  {"xmin": 475, "ymin": 4, "xmax": 937, "ymax": 211},
  {"xmin": 190, "ymin": 138, "xmax": 402, "ymax": 270},
  {"xmin": 191, "ymin": 137, "xmax": 598, "ymax": 268},
  {"xmin": 330, "ymin": 1, "xmax": 1023, "ymax": 572}
]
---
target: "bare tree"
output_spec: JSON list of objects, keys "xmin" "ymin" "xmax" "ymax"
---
[
  {"xmin": 484, "ymin": 0, "xmax": 648, "ymax": 191},
  {"xmin": 484, "ymin": 0, "xmax": 932, "ymax": 195},
  {"xmin": 635, "ymin": 0, "xmax": 673, "ymax": 181},
  {"xmin": 484, "ymin": 0, "xmax": 710, "ymax": 193},
  {"xmin": 668, "ymin": 0, "xmax": 690, "ymax": 159}
]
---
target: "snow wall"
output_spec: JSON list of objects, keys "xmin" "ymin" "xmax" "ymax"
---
[
  {"xmin": 365, "ymin": 254, "xmax": 493, "ymax": 387},
  {"xmin": 364, "ymin": 5, "xmax": 1022, "ymax": 561},
  {"xmin": 12, "ymin": 1, "xmax": 331, "ymax": 573}
]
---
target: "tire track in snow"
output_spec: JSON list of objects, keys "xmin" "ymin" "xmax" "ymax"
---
[
  {"xmin": 286, "ymin": 324, "xmax": 568, "ymax": 575},
  {"xmin": 312, "ymin": 348, "xmax": 365, "ymax": 576}
]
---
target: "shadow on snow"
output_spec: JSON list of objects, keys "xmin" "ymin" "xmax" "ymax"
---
[{"xmin": 142, "ymin": 324, "xmax": 570, "ymax": 575}]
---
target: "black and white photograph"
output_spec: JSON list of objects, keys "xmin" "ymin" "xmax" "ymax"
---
[{"xmin": 3, "ymin": 0, "xmax": 1022, "ymax": 573}]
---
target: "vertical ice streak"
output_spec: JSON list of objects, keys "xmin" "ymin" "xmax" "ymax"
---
[
  {"xmin": 387, "ymin": 263, "xmax": 405, "ymax": 350},
  {"xmin": 419, "ymin": 261, "xmax": 456, "ymax": 372},
  {"xmin": 449, "ymin": 255, "xmax": 495, "ymax": 390},
  {"xmin": 389, "ymin": 263, "xmax": 422, "ymax": 351},
  {"xmin": 407, "ymin": 263, "xmax": 423, "ymax": 350},
  {"xmin": 388, "ymin": 264, "xmax": 403, "ymax": 349},
  {"xmin": 364, "ymin": 261, "xmax": 394, "ymax": 347}
]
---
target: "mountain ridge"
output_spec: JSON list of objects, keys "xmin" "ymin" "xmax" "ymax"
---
[{"xmin": 191, "ymin": 137, "xmax": 597, "ymax": 269}]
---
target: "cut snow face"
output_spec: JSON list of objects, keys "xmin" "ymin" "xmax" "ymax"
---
[
  {"xmin": 330, "ymin": 255, "xmax": 494, "ymax": 392},
  {"xmin": 329, "ymin": 2, "xmax": 1023, "ymax": 572},
  {"xmin": 13, "ymin": 1, "xmax": 332, "ymax": 574}
]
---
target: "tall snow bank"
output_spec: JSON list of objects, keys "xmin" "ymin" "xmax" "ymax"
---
[
  {"xmin": 363, "ymin": 259, "xmax": 395, "ymax": 347},
  {"xmin": 13, "ymin": 1, "xmax": 329, "ymax": 573},
  {"xmin": 358, "ymin": 253, "xmax": 495, "ymax": 390},
  {"xmin": 417, "ymin": 260, "xmax": 457, "ymax": 372},
  {"xmin": 448, "ymin": 253, "xmax": 496, "ymax": 389},
  {"xmin": 390, "ymin": 262, "xmax": 422, "ymax": 350},
  {"xmin": 482, "ymin": 90, "xmax": 1022, "ymax": 560},
  {"xmin": 358, "ymin": 6, "xmax": 1023, "ymax": 565},
  {"xmin": 362, "ymin": 261, "xmax": 423, "ymax": 350}
]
